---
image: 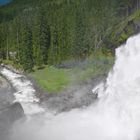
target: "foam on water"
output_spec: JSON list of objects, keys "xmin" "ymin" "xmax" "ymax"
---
[
  {"xmin": 0, "ymin": 68, "xmax": 44, "ymax": 115},
  {"xmin": 3, "ymin": 34, "xmax": 140, "ymax": 140}
]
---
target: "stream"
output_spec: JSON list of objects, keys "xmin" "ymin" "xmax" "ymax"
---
[{"xmin": 1, "ymin": 34, "xmax": 140, "ymax": 140}]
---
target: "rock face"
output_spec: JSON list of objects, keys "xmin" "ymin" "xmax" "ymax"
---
[
  {"xmin": 0, "ymin": 102, "xmax": 24, "ymax": 140},
  {"xmin": 0, "ymin": 76, "xmax": 24, "ymax": 140},
  {"xmin": 0, "ymin": 76, "xmax": 15, "ymax": 109}
]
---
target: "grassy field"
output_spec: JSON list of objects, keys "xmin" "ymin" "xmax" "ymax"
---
[
  {"xmin": 31, "ymin": 54, "xmax": 114, "ymax": 94},
  {"xmin": 31, "ymin": 66, "xmax": 70, "ymax": 93}
]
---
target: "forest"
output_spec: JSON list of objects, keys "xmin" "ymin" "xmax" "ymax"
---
[{"xmin": 0, "ymin": 0, "xmax": 140, "ymax": 71}]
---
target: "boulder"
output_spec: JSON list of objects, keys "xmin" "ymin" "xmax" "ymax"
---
[
  {"xmin": 0, "ymin": 76, "xmax": 24, "ymax": 140},
  {"xmin": 0, "ymin": 102, "xmax": 24, "ymax": 140}
]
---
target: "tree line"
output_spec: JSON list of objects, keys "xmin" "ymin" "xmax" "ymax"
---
[{"xmin": 0, "ymin": 0, "xmax": 139, "ymax": 71}]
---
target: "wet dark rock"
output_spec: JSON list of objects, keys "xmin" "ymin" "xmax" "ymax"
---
[
  {"xmin": 0, "ymin": 76, "xmax": 24, "ymax": 140},
  {"xmin": 4, "ymin": 102, "xmax": 24, "ymax": 121},
  {"xmin": 0, "ymin": 102, "xmax": 24, "ymax": 140},
  {"xmin": 0, "ymin": 102, "xmax": 24, "ymax": 124}
]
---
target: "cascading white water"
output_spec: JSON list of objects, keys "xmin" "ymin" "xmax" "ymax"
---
[
  {"xmin": 0, "ymin": 68, "xmax": 44, "ymax": 115},
  {"xmin": 3, "ymin": 34, "xmax": 140, "ymax": 140}
]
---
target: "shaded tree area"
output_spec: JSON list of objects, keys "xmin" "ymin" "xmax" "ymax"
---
[
  {"xmin": 0, "ymin": 0, "xmax": 139, "ymax": 71},
  {"xmin": 116, "ymin": 0, "xmax": 140, "ymax": 16}
]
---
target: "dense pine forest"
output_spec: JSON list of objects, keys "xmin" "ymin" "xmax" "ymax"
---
[{"xmin": 0, "ymin": 0, "xmax": 140, "ymax": 71}]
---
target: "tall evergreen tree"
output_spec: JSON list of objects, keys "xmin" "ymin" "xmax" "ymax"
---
[
  {"xmin": 33, "ymin": 6, "xmax": 51, "ymax": 67},
  {"xmin": 0, "ymin": 23, "xmax": 6, "ymax": 60},
  {"xmin": 33, "ymin": 12, "xmax": 43, "ymax": 68},
  {"xmin": 40, "ymin": 10, "xmax": 51, "ymax": 65},
  {"xmin": 20, "ymin": 24, "xmax": 34, "ymax": 71},
  {"xmin": 74, "ymin": 8, "xmax": 86, "ymax": 59}
]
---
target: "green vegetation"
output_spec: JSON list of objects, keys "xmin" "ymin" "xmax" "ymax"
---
[
  {"xmin": 31, "ymin": 54, "xmax": 114, "ymax": 93},
  {"xmin": 0, "ymin": 0, "xmax": 140, "ymax": 93},
  {"xmin": 31, "ymin": 66, "xmax": 69, "ymax": 93},
  {"xmin": 0, "ymin": 0, "xmax": 139, "ymax": 71},
  {"xmin": 106, "ymin": 8, "xmax": 140, "ymax": 49}
]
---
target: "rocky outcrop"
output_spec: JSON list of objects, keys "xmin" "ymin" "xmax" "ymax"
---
[
  {"xmin": 0, "ymin": 102, "xmax": 24, "ymax": 140},
  {"xmin": 40, "ymin": 75, "xmax": 106, "ymax": 113},
  {"xmin": 0, "ymin": 76, "xmax": 15, "ymax": 108},
  {"xmin": 0, "ymin": 75, "xmax": 24, "ymax": 140}
]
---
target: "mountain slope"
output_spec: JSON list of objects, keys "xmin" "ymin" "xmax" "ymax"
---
[{"xmin": 0, "ymin": 0, "xmax": 140, "ymax": 71}]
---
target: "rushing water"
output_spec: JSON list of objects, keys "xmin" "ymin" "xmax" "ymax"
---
[
  {"xmin": 1, "ymin": 34, "xmax": 140, "ymax": 140},
  {"xmin": 0, "ymin": 68, "xmax": 44, "ymax": 115}
]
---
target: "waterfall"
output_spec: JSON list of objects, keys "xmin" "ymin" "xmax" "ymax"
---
[
  {"xmin": 3, "ymin": 34, "xmax": 140, "ymax": 140},
  {"xmin": 0, "ymin": 68, "xmax": 44, "ymax": 115}
]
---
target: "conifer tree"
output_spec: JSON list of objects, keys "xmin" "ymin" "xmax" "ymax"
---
[
  {"xmin": 20, "ymin": 24, "xmax": 34, "ymax": 71},
  {"xmin": 74, "ymin": 8, "xmax": 86, "ymax": 59},
  {"xmin": 33, "ymin": 6, "xmax": 51, "ymax": 67},
  {"xmin": 40, "ymin": 11, "xmax": 51, "ymax": 65},
  {"xmin": 33, "ymin": 11, "xmax": 43, "ymax": 68}
]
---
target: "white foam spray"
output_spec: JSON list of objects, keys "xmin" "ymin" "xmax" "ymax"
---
[
  {"xmin": 3, "ymin": 34, "xmax": 140, "ymax": 140},
  {"xmin": 0, "ymin": 68, "xmax": 44, "ymax": 115}
]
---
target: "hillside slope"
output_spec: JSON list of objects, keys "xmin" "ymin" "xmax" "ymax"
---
[{"xmin": 0, "ymin": 0, "xmax": 140, "ymax": 71}]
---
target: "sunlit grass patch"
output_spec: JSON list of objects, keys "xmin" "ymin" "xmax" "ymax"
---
[
  {"xmin": 31, "ymin": 55, "xmax": 114, "ymax": 93},
  {"xmin": 31, "ymin": 66, "xmax": 70, "ymax": 93}
]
